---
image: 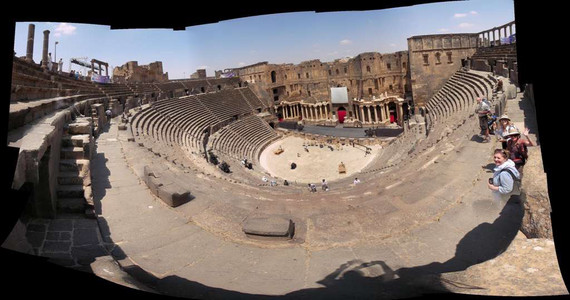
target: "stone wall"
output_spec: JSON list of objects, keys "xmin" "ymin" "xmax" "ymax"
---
[
  {"xmin": 113, "ymin": 60, "xmax": 169, "ymax": 83},
  {"xmin": 520, "ymin": 147, "xmax": 553, "ymax": 239},
  {"xmin": 227, "ymin": 51, "xmax": 409, "ymax": 105},
  {"xmin": 9, "ymin": 98, "xmax": 99, "ymax": 218},
  {"xmin": 407, "ymin": 34, "xmax": 478, "ymax": 108}
]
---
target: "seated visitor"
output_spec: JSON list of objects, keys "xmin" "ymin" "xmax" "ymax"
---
[
  {"xmin": 487, "ymin": 149, "xmax": 520, "ymax": 203},
  {"xmin": 504, "ymin": 127, "xmax": 533, "ymax": 172},
  {"xmin": 494, "ymin": 115, "xmax": 518, "ymax": 149}
]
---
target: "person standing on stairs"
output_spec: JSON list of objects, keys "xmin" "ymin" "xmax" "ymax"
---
[{"xmin": 475, "ymin": 97, "xmax": 492, "ymax": 143}]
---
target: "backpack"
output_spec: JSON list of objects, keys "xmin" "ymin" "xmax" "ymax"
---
[{"xmin": 499, "ymin": 168, "xmax": 521, "ymax": 196}]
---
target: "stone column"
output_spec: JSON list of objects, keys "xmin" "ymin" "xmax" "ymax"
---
[
  {"xmin": 26, "ymin": 24, "xmax": 35, "ymax": 63},
  {"xmin": 309, "ymin": 106, "xmax": 314, "ymax": 120},
  {"xmin": 41, "ymin": 30, "xmax": 50, "ymax": 68},
  {"xmin": 367, "ymin": 106, "xmax": 372, "ymax": 124},
  {"xmin": 360, "ymin": 106, "xmax": 365, "ymax": 123},
  {"xmin": 374, "ymin": 105, "xmax": 379, "ymax": 123}
]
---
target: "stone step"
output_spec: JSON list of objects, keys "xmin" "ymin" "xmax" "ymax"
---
[
  {"xmin": 57, "ymin": 171, "xmax": 85, "ymax": 186},
  {"xmin": 57, "ymin": 197, "xmax": 87, "ymax": 214},
  {"xmin": 60, "ymin": 147, "xmax": 86, "ymax": 159},
  {"xmin": 62, "ymin": 134, "xmax": 90, "ymax": 147},
  {"xmin": 56, "ymin": 185, "xmax": 85, "ymax": 199},
  {"xmin": 59, "ymin": 159, "xmax": 90, "ymax": 172},
  {"xmin": 65, "ymin": 122, "xmax": 92, "ymax": 135}
]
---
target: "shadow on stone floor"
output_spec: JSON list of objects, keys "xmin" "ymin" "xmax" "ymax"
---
[
  {"xmin": 2, "ymin": 134, "xmax": 528, "ymax": 300},
  {"xmin": 88, "ymin": 196, "xmax": 523, "ymax": 300}
]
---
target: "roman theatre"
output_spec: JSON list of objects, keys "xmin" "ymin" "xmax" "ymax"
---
[{"xmin": 4, "ymin": 18, "xmax": 567, "ymax": 299}]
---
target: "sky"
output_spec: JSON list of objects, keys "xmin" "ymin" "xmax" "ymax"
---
[{"xmin": 11, "ymin": 0, "xmax": 515, "ymax": 80}]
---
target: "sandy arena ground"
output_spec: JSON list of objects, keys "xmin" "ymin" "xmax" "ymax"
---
[{"xmin": 259, "ymin": 136, "xmax": 382, "ymax": 183}]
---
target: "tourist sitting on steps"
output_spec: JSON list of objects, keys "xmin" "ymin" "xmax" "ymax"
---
[
  {"xmin": 494, "ymin": 115, "xmax": 518, "ymax": 150},
  {"xmin": 504, "ymin": 127, "xmax": 534, "ymax": 174},
  {"xmin": 487, "ymin": 148, "xmax": 521, "ymax": 203}
]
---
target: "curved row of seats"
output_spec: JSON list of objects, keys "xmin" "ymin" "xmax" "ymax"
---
[
  {"xmin": 471, "ymin": 43, "xmax": 517, "ymax": 60},
  {"xmin": 130, "ymin": 87, "xmax": 272, "ymax": 162},
  {"xmin": 209, "ymin": 115, "xmax": 279, "ymax": 163},
  {"xmin": 425, "ymin": 69, "xmax": 494, "ymax": 132},
  {"xmin": 11, "ymin": 57, "xmax": 105, "ymax": 102}
]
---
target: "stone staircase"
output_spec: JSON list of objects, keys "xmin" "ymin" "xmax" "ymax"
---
[{"xmin": 56, "ymin": 117, "xmax": 95, "ymax": 218}]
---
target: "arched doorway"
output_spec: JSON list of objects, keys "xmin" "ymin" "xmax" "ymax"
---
[
  {"xmin": 337, "ymin": 107, "xmax": 347, "ymax": 123},
  {"xmin": 388, "ymin": 102, "xmax": 397, "ymax": 123}
]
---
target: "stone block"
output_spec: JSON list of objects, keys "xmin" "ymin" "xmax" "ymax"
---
[
  {"xmin": 156, "ymin": 183, "xmax": 192, "ymax": 207},
  {"xmin": 143, "ymin": 165, "xmax": 155, "ymax": 178},
  {"xmin": 67, "ymin": 123, "xmax": 91, "ymax": 135},
  {"xmin": 243, "ymin": 216, "xmax": 295, "ymax": 239},
  {"xmin": 145, "ymin": 175, "xmax": 163, "ymax": 196}
]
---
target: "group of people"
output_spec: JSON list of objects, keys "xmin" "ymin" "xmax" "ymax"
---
[
  {"xmin": 307, "ymin": 177, "xmax": 361, "ymax": 193},
  {"xmin": 476, "ymin": 96, "xmax": 534, "ymax": 202}
]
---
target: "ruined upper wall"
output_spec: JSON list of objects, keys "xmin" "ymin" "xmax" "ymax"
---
[
  {"xmin": 113, "ymin": 60, "xmax": 169, "ymax": 83},
  {"xmin": 227, "ymin": 51, "xmax": 409, "ymax": 103},
  {"xmin": 407, "ymin": 33, "xmax": 478, "ymax": 107}
]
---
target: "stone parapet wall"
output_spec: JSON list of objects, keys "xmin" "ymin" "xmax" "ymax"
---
[{"xmin": 520, "ymin": 147, "xmax": 553, "ymax": 239}]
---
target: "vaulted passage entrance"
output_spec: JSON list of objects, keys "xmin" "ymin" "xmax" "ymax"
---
[{"xmin": 337, "ymin": 107, "xmax": 346, "ymax": 123}]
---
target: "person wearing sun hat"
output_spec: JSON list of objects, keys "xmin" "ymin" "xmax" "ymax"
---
[
  {"xmin": 475, "ymin": 97, "xmax": 492, "ymax": 142},
  {"xmin": 504, "ymin": 126, "xmax": 534, "ymax": 173},
  {"xmin": 495, "ymin": 114, "xmax": 518, "ymax": 149}
]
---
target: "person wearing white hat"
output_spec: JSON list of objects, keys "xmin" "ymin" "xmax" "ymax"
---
[
  {"xmin": 504, "ymin": 127, "xmax": 534, "ymax": 173},
  {"xmin": 495, "ymin": 114, "xmax": 518, "ymax": 149}
]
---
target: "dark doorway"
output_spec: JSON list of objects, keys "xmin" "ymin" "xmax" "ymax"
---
[
  {"xmin": 388, "ymin": 102, "xmax": 397, "ymax": 123},
  {"xmin": 337, "ymin": 107, "xmax": 347, "ymax": 123}
]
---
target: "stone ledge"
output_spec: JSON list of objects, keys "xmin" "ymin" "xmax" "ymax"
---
[
  {"xmin": 242, "ymin": 216, "xmax": 295, "ymax": 240},
  {"xmin": 143, "ymin": 165, "xmax": 193, "ymax": 207}
]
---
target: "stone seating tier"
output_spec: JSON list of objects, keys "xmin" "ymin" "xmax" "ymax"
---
[
  {"xmin": 209, "ymin": 115, "xmax": 278, "ymax": 163},
  {"xmin": 131, "ymin": 87, "xmax": 267, "ymax": 162},
  {"xmin": 425, "ymin": 69, "xmax": 494, "ymax": 131}
]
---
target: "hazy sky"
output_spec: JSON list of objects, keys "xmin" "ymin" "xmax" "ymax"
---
[{"xmin": 12, "ymin": 0, "xmax": 515, "ymax": 79}]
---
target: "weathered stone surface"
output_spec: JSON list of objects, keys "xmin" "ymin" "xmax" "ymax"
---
[
  {"xmin": 243, "ymin": 216, "xmax": 294, "ymax": 238},
  {"xmin": 520, "ymin": 147, "xmax": 553, "ymax": 239},
  {"xmin": 439, "ymin": 236, "xmax": 568, "ymax": 297},
  {"xmin": 156, "ymin": 183, "xmax": 192, "ymax": 207}
]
